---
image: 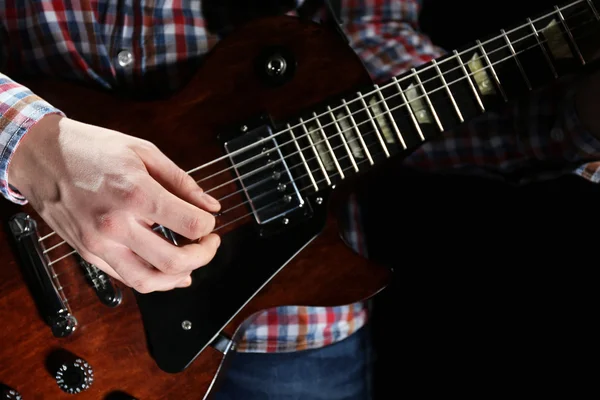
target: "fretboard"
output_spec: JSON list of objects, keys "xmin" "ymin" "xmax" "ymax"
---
[{"xmin": 275, "ymin": 0, "xmax": 600, "ymax": 195}]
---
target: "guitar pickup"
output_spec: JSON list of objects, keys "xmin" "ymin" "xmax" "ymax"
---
[
  {"xmin": 8, "ymin": 213, "xmax": 77, "ymax": 338},
  {"xmin": 224, "ymin": 124, "xmax": 304, "ymax": 225},
  {"xmin": 77, "ymin": 257, "xmax": 122, "ymax": 308}
]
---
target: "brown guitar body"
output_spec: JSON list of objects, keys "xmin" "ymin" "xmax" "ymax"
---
[{"xmin": 0, "ymin": 16, "xmax": 391, "ymax": 399}]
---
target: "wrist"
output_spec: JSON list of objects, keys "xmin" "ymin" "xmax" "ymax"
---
[{"xmin": 8, "ymin": 113, "xmax": 63, "ymax": 193}]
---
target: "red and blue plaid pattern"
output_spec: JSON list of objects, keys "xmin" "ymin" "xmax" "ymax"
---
[{"xmin": 1, "ymin": 0, "xmax": 599, "ymax": 353}]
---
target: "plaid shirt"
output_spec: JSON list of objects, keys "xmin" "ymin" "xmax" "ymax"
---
[{"xmin": 1, "ymin": 0, "xmax": 600, "ymax": 353}]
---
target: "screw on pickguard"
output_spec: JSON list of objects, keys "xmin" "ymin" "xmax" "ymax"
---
[{"xmin": 77, "ymin": 256, "xmax": 122, "ymax": 308}]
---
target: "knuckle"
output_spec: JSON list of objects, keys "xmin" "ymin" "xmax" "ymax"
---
[
  {"xmin": 94, "ymin": 211, "xmax": 122, "ymax": 236},
  {"xmin": 173, "ymin": 168, "xmax": 197, "ymax": 195},
  {"xmin": 120, "ymin": 181, "xmax": 147, "ymax": 209},
  {"xmin": 183, "ymin": 214, "xmax": 206, "ymax": 238},
  {"xmin": 161, "ymin": 253, "xmax": 186, "ymax": 274},
  {"xmin": 79, "ymin": 232, "xmax": 99, "ymax": 253},
  {"xmin": 132, "ymin": 279, "xmax": 152, "ymax": 294},
  {"xmin": 139, "ymin": 139, "xmax": 158, "ymax": 152}
]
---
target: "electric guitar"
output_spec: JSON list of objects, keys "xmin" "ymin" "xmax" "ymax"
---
[{"xmin": 1, "ymin": 0, "xmax": 599, "ymax": 398}]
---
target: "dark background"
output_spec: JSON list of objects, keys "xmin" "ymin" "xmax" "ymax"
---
[{"xmin": 367, "ymin": 1, "xmax": 597, "ymax": 397}]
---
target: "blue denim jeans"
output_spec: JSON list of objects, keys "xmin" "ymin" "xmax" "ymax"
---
[{"xmin": 212, "ymin": 325, "xmax": 374, "ymax": 400}]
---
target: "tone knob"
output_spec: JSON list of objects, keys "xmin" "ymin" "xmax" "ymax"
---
[
  {"xmin": 55, "ymin": 358, "xmax": 94, "ymax": 394},
  {"xmin": 1, "ymin": 388, "xmax": 22, "ymax": 399}
]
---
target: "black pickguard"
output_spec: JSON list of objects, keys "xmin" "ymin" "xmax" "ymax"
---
[{"xmin": 134, "ymin": 193, "xmax": 329, "ymax": 373}]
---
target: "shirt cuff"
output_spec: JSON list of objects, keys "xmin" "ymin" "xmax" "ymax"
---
[{"xmin": 0, "ymin": 77, "xmax": 65, "ymax": 204}]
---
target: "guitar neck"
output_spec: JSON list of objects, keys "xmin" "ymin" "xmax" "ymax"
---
[{"xmin": 275, "ymin": 0, "xmax": 600, "ymax": 195}]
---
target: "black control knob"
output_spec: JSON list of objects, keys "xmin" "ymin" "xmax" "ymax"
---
[
  {"xmin": 1, "ymin": 388, "xmax": 22, "ymax": 399},
  {"xmin": 55, "ymin": 358, "xmax": 94, "ymax": 394}
]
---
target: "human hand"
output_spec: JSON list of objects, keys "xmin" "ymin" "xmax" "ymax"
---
[{"xmin": 8, "ymin": 114, "xmax": 221, "ymax": 293}]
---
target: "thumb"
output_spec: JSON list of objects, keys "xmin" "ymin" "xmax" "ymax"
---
[{"xmin": 134, "ymin": 141, "xmax": 221, "ymax": 213}]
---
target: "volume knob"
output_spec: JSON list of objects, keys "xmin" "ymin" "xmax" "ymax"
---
[
  {"xmin": 55, "ymin": 358, "xmax": 94, "ymax": 394},
  {"xmin": 1, "ymin": 389, "xmax": 22, "ymax": 399}
]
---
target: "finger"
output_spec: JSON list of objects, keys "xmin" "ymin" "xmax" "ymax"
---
[
  {"xmin": 141, "ymin": 175, "xmax": 217, "ymax": 240},
  {"xmin": 135, "ymin": 142, "xmax": 221, "ymax": 213},
  {"xmin": 101, "ymin": 245, "xmax": 192, "ymax": 293},
  {"xmin": 125, "ymin": 222, "xmax": 221, "ymax": 275}
]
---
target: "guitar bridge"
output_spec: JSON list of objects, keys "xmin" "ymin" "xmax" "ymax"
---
[
  {"xmin": 224, "ymin": 123, "xmax": 304, "ymax": 225},
  {"xmin": 8, "ymin": 213, "xmax": 77, "ymax": 337},
  {"xmin": 8, "ymin": 213, "xmax": 122, "ymax": 337}
]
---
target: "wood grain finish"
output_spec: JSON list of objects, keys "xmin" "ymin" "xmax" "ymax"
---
[{"xmin": 0, "ymin": 16, "xmax": 392, "ymax": 400}]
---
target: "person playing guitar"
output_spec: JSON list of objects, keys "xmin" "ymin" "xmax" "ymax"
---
[{"xmin": 1, "ymin": 0, "xmax": 600, "ymax": 398}]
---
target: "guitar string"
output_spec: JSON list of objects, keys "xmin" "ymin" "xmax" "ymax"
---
[
  {"xmin": 41, "ymin": 15, "xmax": 596, "ymax": 263},
  {"xmin": 37, "ymin": 1, "xmax": 595, "ymax": 300},
  {"xmin": 194, "ymin": 10, "xmax": 595, "ymax": 193},
  {"xmin": 48, "ymin": 45, "xmax": 587, "ymax": 276},
  {"xmin": 191, "ymin": 14, "xmax": 597, "ymax": 198},
  {"xmin": 49, "ymin": 121, "xmax": 380, "ymax": 276},
  {"xmin": 49, "ymin": 36, "xmax": 599, "ymax": 300},
  {"xmin": 183, "ymin": 11, "xmax": 599, "ymax": 213},
  {"xmin": 186, "ymin": 0, "xmax": 591, "ymax": 178},
  {"xmin": 37, "ymin": 5, "xmax": 595, "ymax": 252},
  {"xmin": 50, "ymin": 128, "xmax": 384, "ymax": 290}
]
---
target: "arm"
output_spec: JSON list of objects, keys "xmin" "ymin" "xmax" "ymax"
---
[
  {"xmin": 0, "ymin": 73, "xmax": 64, "ymax": 203},
  {"xmin": 1, "ymin": 72, "xmax": 221, "ymax": 292},
  {"xmin": 340, "ymin": 0, "xmax": 445, "ymax": 83}
]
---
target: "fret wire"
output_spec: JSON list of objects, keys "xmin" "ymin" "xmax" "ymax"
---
[
  {"xmin": 501, "ymin": 29, "xmax": 532, "ymax": 90},
  {"xmin": 556, "ymin": 5, "xmax": 586, "ymax": 64},
  {"xmin": 300, "ymin": 117, "xmax": 331, "ymax": 186},
  {"xmin": 432, "ymin": 59, "xmax": 464, "ymax": 123},
  {"xmin": 453, "ymin": 50, "xmax": 485, "ymax": 112},
  {"xmin": 357, "ymin": 92, "xmax": 390, "ymax": 158},
  {"xmin": 189, "ymin": 1, "xmax": 586, "ymax": 177},
  {"xmin": 41, "ymin": 13, "xmax": 599, "ymax": 249},
  {"xmin": 224, "ymin": 24, "xmax": 595, "ymax": 197},
  {"xmin": 327, "ymin": 106, "xmax": 359, "ymax": 172},
  {"xmin": 392, "ymin": 77, "xmax": 425, "ymax": 141},
  {"xmin": 287, "ymin": 123, "xmax": 318, "ymax": 191},
  {"xmin": 476, "ymin": 39, "xmax": 508, "ymax": 102},
  {"xmin": 526, "ymin": 17, "xmax": 558, "ymax": 78},
  {"xmin": 232, "ymin": 19, "xmax": 594, "ymax": 193},
  {"xmin": 312, "ymin": 112, "xmax": 345, "ymax": 178},
  {"xmin": 411, "ymin": 68, "xmax": 444, "ymax": 132},
  {"xmin": 374, "ymin": 84, "xmax": 407, "ymax": 149},
  {"xmin": 586, "ymin": 0, "xmax": 600, "ymax": 20},
  {"xmin": 342, "ymin": 99, "xmax": 374, "ymax": 165}
]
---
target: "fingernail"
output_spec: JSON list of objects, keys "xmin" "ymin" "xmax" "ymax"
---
[{"xmin": 203, "ymin": 193, "xmax": 220, "ymax": 206}]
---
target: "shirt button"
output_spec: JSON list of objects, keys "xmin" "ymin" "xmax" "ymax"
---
[
  {"xmin": 551, "ymin": 127, "xmax": 564, "ymax": 141},
  {"xmin": 117, "ymin": 50, "xmax": 134, "ymax": 67}
]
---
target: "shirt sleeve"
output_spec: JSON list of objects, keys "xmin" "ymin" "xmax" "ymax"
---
[
  {"xmin": 0, "ymin": 72, "xmax": 65, "ymax": 204},
  {"xmin": 339, "ymin": 0, "xmax": 600, "ymax": 184},
  {"xmin": 340, "ymin": 0, "xmax": 445, "ymax": 83}
]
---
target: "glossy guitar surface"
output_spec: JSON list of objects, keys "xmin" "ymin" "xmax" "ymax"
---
[
  {"xmin": 0, "ymin": 15, "xmax": 391, "ymax": 400},
  {"xmin": 2, "ymin": 0, "xmax": 600, "ymax": 398}
]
